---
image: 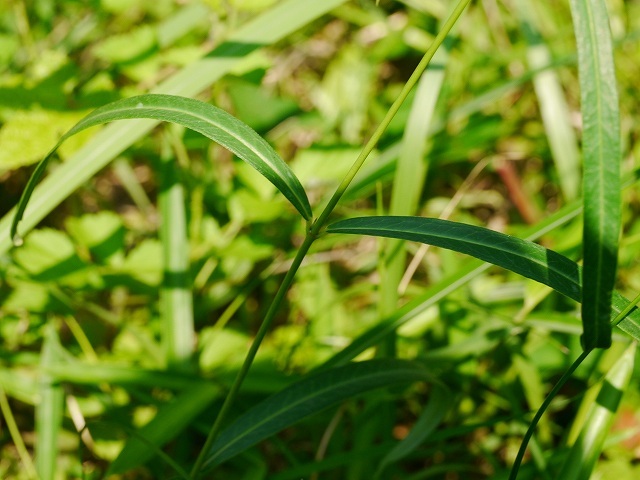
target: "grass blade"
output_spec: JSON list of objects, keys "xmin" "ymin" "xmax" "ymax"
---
[
  {"xmin": 159, "ymin": 130, "xmax": 194, "ymax": 368},
  {"xmin": 570, "ymin": 0, "xmax": 621, "ymax": 349},
  {"xmin": 380, "ymin": 39, "xmax": 448, "ymax": 313},
  {"xmin": 11, "ymin": 94, "xmax": 311, "ymax": 242},
  {"xmin": 35, "ymin": 325, "xmax": 65, "ymax": 480},
  {"xmin": 517, "ymin": 0, "xmax": 581, "ymax": 201},
  {"xmin": 327, "ymin": 216, "xmax": 640, "ymax": 341},
  {"xmin": 557, "ymin": 342, "xmax": 635, "ymax": 479},
  {"xmin": 201, "ymin": 359, "xmax": 436, "ymax": 471},
  {"xmin": 0, "ymin": 0, "xmax": 346, "ymax": 254}
]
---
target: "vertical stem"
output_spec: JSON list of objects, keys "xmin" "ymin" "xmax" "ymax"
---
[
  {"xmin": 192, "ymin": 1, "xmax": 474, "ymax": 476},
  {"xmin": 311, "ymin": 0, "xmax": 473, "ymax": 234},
  {"xmin": 190, "ymin": 233, "xmax": 316, "ymax": 477},
  {"xmin": 159, "ymin": 132, "xmax": 195, "ymax": 369},
  {"xmin": 508, "ymin": 349, "xmax": 591, "ymax": 480}
]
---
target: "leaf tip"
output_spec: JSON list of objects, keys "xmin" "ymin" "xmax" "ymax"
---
[{"xmin": 12, "ymin": 233, "xmax": 23, "ymax": 247}]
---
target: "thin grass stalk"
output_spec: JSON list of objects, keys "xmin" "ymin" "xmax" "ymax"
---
[
  {"xmin": 159, "ymin": 130, "xmax": 195, "ymax": 368},
  {"xmin": 190, "ymin": 1, "xmax": 473, "ymax": 476},
  {"xmin": 509, "ymin": 291, "xmax": 640, "ymax": 479},
  {"xmin": 310, "ymin": 0, "xmax": 473, "ymax": 235},
  {"xmin": 508, "ymin": 349, "xmax": 591, "ymax": 480},
  {"xmin": 0, "ymin": 387, "xmax": 38, "ymax": 479},
  {"xmin": 190, "ymin": 233, "xmax": 316, "ymax": 478}
]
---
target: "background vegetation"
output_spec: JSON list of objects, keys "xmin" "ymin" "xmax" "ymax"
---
[{"xmin": 1, "ymin": 0, "xmax": 640, "ymax": 478}]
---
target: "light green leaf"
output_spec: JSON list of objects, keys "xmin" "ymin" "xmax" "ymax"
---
[
  {"xmin": 326, "ymin": 216, "xmax": 640, "ymax": 340},
  {"xmin": 11, "ymin": 94, "xmax": 311, "ymax": 243},
  {"xmin": 0, "ymin": 109, "xmax": 87, "ymax": 170},
  {"xmin": 570, "ymin": 0, "xmax": 621, "ymax": 349},
  {"xmin": 202, "ymin": 359, "xmax": 436, "ymax": 471},
  {"xmin": 35, "ymin": 325, "xmax": 65, "ymax": 480},
  {"xmin": 65, "ymin": 212, "xmax": 125, "ymax": 264},
  {"xmin": 12, "ymin": 228, "xmax": 87, "ymax": 281}
]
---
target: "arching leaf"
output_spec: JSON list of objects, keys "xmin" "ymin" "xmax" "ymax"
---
[{"xmin": 11, "ymin": 94, "xmax": 312, "ymax": 243}]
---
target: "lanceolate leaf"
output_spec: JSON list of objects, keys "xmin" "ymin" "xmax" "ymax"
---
[
  {"xmin": 11, "ymin": 94, "xmax": 311, "ymax": 242},
  {"xmin": 326, "ymin": 216, "xmax": 640, "ymax": 338},
  {"xmin": 570, "ymin": 0, "xmax": 621, "ymax": 349},
  {"xmin": 329, "ymin": 216, "xmax": 581, "ymax": 297},
  {"xmin": 202, "ymin": 359, "xmax": 436, "ymax": 471}
]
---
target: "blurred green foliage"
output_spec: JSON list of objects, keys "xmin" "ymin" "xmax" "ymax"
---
[{"xmin": 1, "ymin": 0, "xmax": 640, "ymax": 479}]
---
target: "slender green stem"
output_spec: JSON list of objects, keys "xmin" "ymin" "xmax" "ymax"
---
[
  {"xmin": 509, "ymin": 290, "xmax": 640, "ymax": 479},
  {"xmin": 192, "ymin": 2, "xmax": 474, "ymax": 476},
  {"xmin": 0, "ymin": 387, "xmax": 39, "ymax": 480},
  {"xmin": 311, "ymin": 0, "xmax": 473, "ymax": 234},
  {"xmin": 613, "ymin": 290, "xmax": 640, "ymax": 326},
  {"xmin": 190, "ymin": 233, "xmax": 316, "ymax": 478},
  {"xmin": 509, "ymin": 349, "xmax": 591, "ymax": 480}
]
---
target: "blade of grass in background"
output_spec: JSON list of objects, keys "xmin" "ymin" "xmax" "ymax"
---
[
  {"xmin": 107, "ymin": 383, "xmax": 219, "ymax": 475},
  {"xmin": 10, "ymin": 94, "xmax": 312, "ymax": 242},
  {"xmin": 517, "ymin": 0, "xmax": 581, "ymax": 201},
  {"xmin": 557, "ymin": 342, "xmax": 635, "ymax": 479},
  {"xmin": 201, "ymin": 359, "xmax": 437, "ymax": 471},
  {"xmin": 366, "ymin": 27, "xmax": 449, "ymax": 480},
  {"xmin": 159, "ymin": 129, "xmax": 195, "ymax": 368},
  {"xmin": 35, "ymin": 325, "xmax": 65, "ymax": 480},
  {"xmin": 570, "ymin": 0, "xmax": 621, "ymax": 349},
  {"xmin": 0, "ymin": 0, "xmax": 347, "ymax": 253},
  {"xmin": 380, "ymin": 41, "xmax": 448, "ymax": 320},
  {"xmin": 374, "ymin": 383, "xmax": 451, "ymax": 478}
]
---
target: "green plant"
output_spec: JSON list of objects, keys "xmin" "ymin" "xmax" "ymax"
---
[{"xmin": 3, "ymin": 0, "xmax": 640, "ymax": 479}]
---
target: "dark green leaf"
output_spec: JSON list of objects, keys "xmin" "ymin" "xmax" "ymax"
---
[
  {"xmin": 327, "ymin": 216, "xmax": 640, "ymax": 339},
  {"xmin": 202, "ymin": 359, "xmax": 435, "ymax": 470},
  {"xmin": 11, "ymin": 94, "xmax": 312, "ymax": 243},
  {"xmin": 570, "ymin": 0, "xmax": 621, "ymax": 349}
]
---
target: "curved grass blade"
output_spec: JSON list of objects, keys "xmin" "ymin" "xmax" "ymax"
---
[
  {"xmin": 328, "ymin": 216, "xmax": 582, "ymax": 300},
  {"xmin": 11, "ymin": 94, "xmax": 311, "ymax": 242},
  {"xmin": 557, "ymin": 342, "xmax": 635, "ymax": 479},
  {"xmin": 570, "ymin": 0, "xmax": 621, "ymax": 349},
  {"xmin": 0, "ymin": 0, "xmax": 343, "ymax": 254},
  {"xmin": 201, "ymin": 359, "xmax": 436, "ymax": 471},
  {"xmin": 326, "ymin": 216, "xmax": 640, "ymax": 340}
]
